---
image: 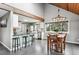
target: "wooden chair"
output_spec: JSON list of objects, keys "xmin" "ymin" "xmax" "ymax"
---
[
  {"xmin": 56, "ymin": 33, "xmax": 67, "ymax": 53},
  {"xmin": 63, "ymin": 33, "xmax": 67, "ymax": 50},
  {"xmin": 47, "ymin": 34, "xmax": 58, "ymax": 52}
]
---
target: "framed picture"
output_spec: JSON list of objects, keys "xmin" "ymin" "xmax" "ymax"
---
[{"xmin": 0, "ymin": 18, "xmax": 7, "ymax": 27}]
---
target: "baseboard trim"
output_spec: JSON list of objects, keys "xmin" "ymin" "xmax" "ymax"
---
[
  {"xmin": 0, "ymin": 41, "xmax": 12, "ymax": 51},
  {"xmin": 66, "ymin": 41, "xmax": 79, "ymax": 44}
]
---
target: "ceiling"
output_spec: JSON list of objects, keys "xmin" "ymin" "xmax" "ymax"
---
[
  {"xmin": 51, "ymin": 3, "xmax": 79, "ymax": 15},
  {"xmin": 0, "ymin": 9, "xmax": 8, "ymax": 17}
]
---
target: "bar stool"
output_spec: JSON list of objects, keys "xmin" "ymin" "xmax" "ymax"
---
[
  {"xmin": 22, "ymin": 35, "xmax": 28, "ymax": 48},
  {"xmin": 30, "ymin": 34, "xmax": 34, "ymax": 44},
  {"xmin": 12, "ymin": 36, "xmax": 20, "ymax": 52}
]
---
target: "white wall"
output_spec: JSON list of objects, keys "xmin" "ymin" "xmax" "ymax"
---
[
  {"xmin": 44, "ymin": 4, "xmax": 79, "ymax": 44},
  {"xmin": 0, "ymin": 11, "xmax": 13, "ymax": 51},
  {"xmin": 5, "ymin": 3, "xmax": 44, "ymax": 18}
]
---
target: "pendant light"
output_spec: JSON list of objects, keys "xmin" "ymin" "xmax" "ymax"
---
[{"xmin": 52, "ymin": 9, "xmax": 66, "ymax": 22}]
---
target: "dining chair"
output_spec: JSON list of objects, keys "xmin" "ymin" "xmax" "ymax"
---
[
  {"xmin": 63, "ymin": 33, "xmax": 67, "ymax": 50},
  {"xmin": 56, "ymin": 33, "xmax": 67, "ymax": 53},
  {"xmin": 47, "ymin": 34, "xmax": 58, "ymax": 53}
]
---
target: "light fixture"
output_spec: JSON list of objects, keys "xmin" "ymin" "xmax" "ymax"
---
[{"xmin": 52, "ymin": 9, "xmax": 66, "ymax": 22}]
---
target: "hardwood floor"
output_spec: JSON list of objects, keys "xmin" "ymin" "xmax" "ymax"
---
[{"xmin": 0, "ymin": 39, "xmax": 79, "ymax": 55}]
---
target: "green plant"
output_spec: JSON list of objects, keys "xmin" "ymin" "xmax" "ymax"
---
[{"xmin": 54, "ymin": 27, "xmax": 59, "ymax": 32}]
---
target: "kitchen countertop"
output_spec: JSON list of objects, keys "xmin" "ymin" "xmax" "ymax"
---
[
  {"xmin": 12, "ymin": 33, "xmax": 34, "ymax": 38},
  {"xmin": 13, "ymin": 33, "xmax": 33, "ymax": 36}
]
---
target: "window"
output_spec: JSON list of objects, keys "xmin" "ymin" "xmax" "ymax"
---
[{"xmin": 45, "ymin": 21, "xmax": 68, "ymax": 32}]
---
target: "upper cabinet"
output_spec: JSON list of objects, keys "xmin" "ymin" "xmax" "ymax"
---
[{"xmin": 13, "ymin": 14, "xmax": 18, "ymax": 28}]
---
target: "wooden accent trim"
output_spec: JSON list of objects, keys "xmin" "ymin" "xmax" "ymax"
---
[
  {"xmin": 0, "ymin": 3, "xmax": 13, "ymax": 11},
  {"xmin": 13, "ymin": 8, "xmax": 44, "ymax": 21},
  {"xmin": 0, "ymin": 3, "xmax": 44, "ymax": 21}
]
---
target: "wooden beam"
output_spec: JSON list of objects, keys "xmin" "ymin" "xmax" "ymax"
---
[
  {"xmin": 0, "ymin": 3, "xmax": 13, "ymax": 11},
  {"xmin": 0, "ymin": 3, "xmax": 44, "ymax": 21}
]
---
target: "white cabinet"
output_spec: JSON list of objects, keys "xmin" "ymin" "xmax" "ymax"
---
[{"xmin": 13, "ymin": 14, "xmax": 18, "ymax": 28}]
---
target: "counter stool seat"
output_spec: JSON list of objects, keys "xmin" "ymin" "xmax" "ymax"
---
[
  {"xmin": 12, "ymin": 36, "xmax": 20, "ymax": 52},
  {"xmin": 22, "ymin": 35, "xmax": 28, "ymax": 48}
]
